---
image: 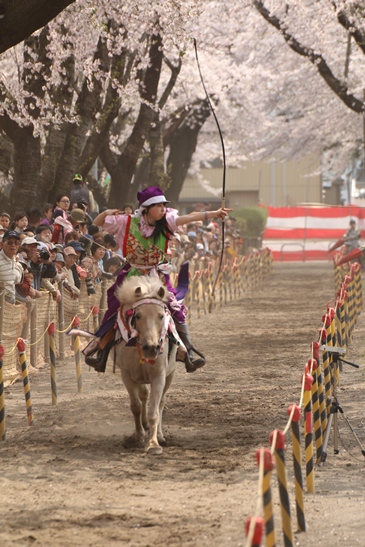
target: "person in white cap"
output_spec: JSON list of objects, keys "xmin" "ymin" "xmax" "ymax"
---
[{"xmin": 84, "ymin": 185, "xmax": 232, "ymax": 373}]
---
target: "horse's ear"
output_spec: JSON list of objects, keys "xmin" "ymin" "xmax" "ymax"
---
[
  {"xmin": 157, "ymin": 286, "xmax": 165, "ymax": 299},
  {"xmin": 135, "ymin": 287, "xmax": 142, "ymax": 297}
]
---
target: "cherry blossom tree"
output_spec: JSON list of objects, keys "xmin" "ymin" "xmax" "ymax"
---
[
  {"xmin": 0, "ymin": 0, "xmax": 202, "ymax": 211},
  {"xmin": 1, "ymin": 0, "xmax": 365, "ymax": 212}
]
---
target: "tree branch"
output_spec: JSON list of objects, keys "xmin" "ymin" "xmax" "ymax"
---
[
  {"xmin": 332, "ymin": 1, "xmax": 365, "ymax": 56},
  {"xmin": 253, "ymin": 0, "xmax": 365, "ymax": 113}
]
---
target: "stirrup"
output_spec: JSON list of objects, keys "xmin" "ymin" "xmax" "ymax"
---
[
  {"xmin": 184, "ymin": 349, "xmax": 206, "ymax": 373},
  {"xmin": 85, "ymin": 348, "xmax": 109, "ymax": 373}
]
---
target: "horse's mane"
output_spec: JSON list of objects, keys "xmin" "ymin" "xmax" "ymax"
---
[{"xmin": 116, "ymin": 276, "xmax": 168, "ymax": 308}]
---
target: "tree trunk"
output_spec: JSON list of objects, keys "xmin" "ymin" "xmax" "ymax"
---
[
  {"xmin": 166, "ymin": 99, "xmax": 210, "ymax": 207},
  {"xmin": 148, "ymin": 117, "xmax": 165, "ymax": 187},
  {"xmin": 51, "ymin": 33, "xmax": 112, "ymax": 198},
  {"xmin": 8, "ymin": 126, "xmax": 42, "ymax": 213},
  {"xmin": 108, "ymin": 33, "xmax": 163, "ymax": 206}
]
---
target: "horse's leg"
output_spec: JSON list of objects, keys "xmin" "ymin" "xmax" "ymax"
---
[
  {"xmin": 157, "ymin": 370, "xmax": 175, "ymax": 444},
  {"xmin": 120, "ymin": 370, "xmax": 145, "ymax": 447},
  {"xmin": 138, "ymin": 383, "xmax": 149, "ymax": 431},
  {"xmin": 146, "ymin": 374, "xmax": 166, "ymax": 455}
]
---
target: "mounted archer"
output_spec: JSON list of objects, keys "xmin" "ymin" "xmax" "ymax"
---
[{"xmin": 84, "ymin": 185, "xmax": 231, "ymax": 373}]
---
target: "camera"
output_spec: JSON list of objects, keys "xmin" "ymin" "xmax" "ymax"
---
[{"xmin": 40, "ymin": 250, "xmax": 50, "ymax": 261}]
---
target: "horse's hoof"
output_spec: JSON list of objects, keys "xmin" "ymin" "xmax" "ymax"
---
[
  {"xmin": 157, "ymin": 436, "xmax": 166, "ymax": 446},
  {"xmin": 122, "ymin": 434, "xmax": 145, "ymax": 449},
  {"xmin": 147, "ymin": 445, "xmax": 163, "ymax": 455}
]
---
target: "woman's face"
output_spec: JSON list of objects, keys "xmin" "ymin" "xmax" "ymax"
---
[
  {"xmin": 146, "ymin": 203, "xmax": 166, "ymax": 223},
  {"xmin": 45, "ymin": 207, "xmax": 53, "ymax": 219},
  {"xmin": 93, "ymin": 247, "xmax": 105, "ymax": 260},
  {"xmin": 16, "ymin": 216, "xmax": 28, "ymax": 230},
  {"xmin": 57, "ymin": 196, "xmax": 70, "ymax": 211}
]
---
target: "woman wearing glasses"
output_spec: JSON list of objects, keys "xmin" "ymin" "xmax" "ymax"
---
[{"xmin": 52, "ymin": 194, "xmax": 70, "ymax": 221}]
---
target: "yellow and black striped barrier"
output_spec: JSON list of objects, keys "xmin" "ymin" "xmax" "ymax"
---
[
  {"xmin": 270, "ymin": 429, "xmax": 294, "ymax": 547},
  {"xmin": 312, "ymin": 341, "xmax": 327, "ymax": 435},
  {"xmin": 0, "ymin": 344, "xmax": 5, "ymax": 441},
  {"xmin": 48, "ymin": 323, "xmax": 57, "ymax": 405},
  {"xmin": 309, "ymin": 358, "xmax": 323, "ymax": 464},
  {"xmin": 303, "ymin": 372, "xmax": 315, "ymax": 493},
  {"xmin": 72, "ymin": 316, "xmax": 83, "ymax": 393},
  {"xmin": 287, "ymin": 404, "xmax": 306, "ymax": 533},
  {"xmin": 17, "ymin": 339, "xmax": 34, "ymax": 427},
  {"xmin": 256, "ymin": 447, "xmax": 276, "ymax": 547}
]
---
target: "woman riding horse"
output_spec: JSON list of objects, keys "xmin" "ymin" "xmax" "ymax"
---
[{"xmin": 84, "ymin": 185, "xmax": 231, "ymax": 373}]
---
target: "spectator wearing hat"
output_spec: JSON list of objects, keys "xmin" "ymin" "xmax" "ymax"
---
[
  {"xmin": 25, "ymin": 240, "xmax": 58, "ymax": 300},
  {"xmin": 20, "ymin": 236, "xmax": 39, "ymax": 263},
  {"xmin": 64, "ymin": 240, "xmax": 90, "ymax": 286},
  {"xmin": 70, "ymin": 174, "xmax": 98, "ymax": 213},
  {"xmin": 54, "ymin": 252, "xmax": 65, "ymax": 274},
  {"xmin": 75, "ymin": 198, "xmax": 93, "ymax": 226},
  {"xmin": 0, "ymin": 230, "xmax": 24, "ymax": 302}
]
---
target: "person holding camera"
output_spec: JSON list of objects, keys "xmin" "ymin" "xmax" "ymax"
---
[{"xmin": 21, "ymin": 237, "xmax": 58, "ymax": 299}]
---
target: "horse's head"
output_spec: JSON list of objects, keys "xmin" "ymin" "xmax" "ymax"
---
[{"xmin": 116, "ymin": 276, "xmax": 168, "ymax": 361}]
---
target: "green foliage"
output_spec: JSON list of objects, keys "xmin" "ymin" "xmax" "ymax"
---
[{"xmin": 233, "ymin": 206, "xmax": 268, "ymax": 237}]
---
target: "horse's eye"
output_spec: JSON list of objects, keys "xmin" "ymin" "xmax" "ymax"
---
[
  {"xmin": 135, "ymin": 313, "xmax": 141, "ymax": 320},
  {"xmin": 158, "ymin": 313, "xmax": 164, "ymax": 320}
]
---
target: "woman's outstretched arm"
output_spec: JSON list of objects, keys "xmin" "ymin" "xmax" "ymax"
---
[{"xmin": 175, "ymin": 207, "xmax": 232, "ymax": 227}]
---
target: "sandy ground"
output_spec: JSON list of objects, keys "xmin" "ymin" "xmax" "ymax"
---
[{"xmin": 1, "ymin": 262, "xmax": 365, "ymax": 547}]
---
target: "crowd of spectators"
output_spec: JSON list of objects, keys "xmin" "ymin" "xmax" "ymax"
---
[
  {"xmin": 0, "ymin": 197, "xmax": 243, "ymax": 306},
  {"xmin": 168, "ymin": 202, "xmax": 243, "ymax": 274}
]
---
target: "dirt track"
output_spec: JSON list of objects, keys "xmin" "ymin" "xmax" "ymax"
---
[{"xmin": 1, "ymin": 263, "xmax": 365, "ymax": 546}]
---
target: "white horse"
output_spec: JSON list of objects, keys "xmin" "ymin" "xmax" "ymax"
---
[{"xmin": 114, "ymin": 276, "xmax": 178, "ymax": 455}]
